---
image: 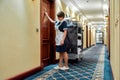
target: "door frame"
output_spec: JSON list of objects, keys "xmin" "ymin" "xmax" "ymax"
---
[
  {"xmin": 86, "ymin": 25, "xmax": 88, "ymax": 48},
  {"xmin": 89, "ymin": 28, "xmax": 91, "ymax": 47},
  {"xmin": 40, "ymin": 0, "xmax": 55, "ymax": 67}
]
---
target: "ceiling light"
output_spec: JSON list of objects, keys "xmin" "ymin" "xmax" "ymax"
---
[
  {"xmin": 104, "ymin": 0, "xmax": 106, "ymax": 2},
  {"xmin": 86, "ymin": 0, "xmax": 89, "ymax": 3}
]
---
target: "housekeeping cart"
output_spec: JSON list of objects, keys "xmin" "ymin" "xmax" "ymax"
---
[{"xmin": 66, "ymin": 21, "xmax": 83, "ymax": 61}]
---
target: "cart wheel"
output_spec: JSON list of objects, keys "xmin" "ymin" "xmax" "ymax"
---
[
  {"xmin": 75, "ymin": 58, "xmax": 79, "ymax": 62},
  {"xmin": 80, "ymin": 57, "xmax": 83, "ymax": 61}
]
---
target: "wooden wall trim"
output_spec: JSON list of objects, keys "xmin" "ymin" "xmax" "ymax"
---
[{"xmin": 7, "ymin": 66, "xmax": 43, "ymax": 80}]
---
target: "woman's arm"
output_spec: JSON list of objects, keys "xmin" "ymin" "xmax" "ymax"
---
[
  {"xmin": 45, "ymin": 12, "xmax": 55, "ymax": 23},
  {"xmin": 61, "ymin": 30, "xmax": 67, "ymax": 45}
]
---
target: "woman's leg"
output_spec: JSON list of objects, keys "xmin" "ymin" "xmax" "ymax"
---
[
  {"xmin": 63, "ymin": 52, "xmax": 69, "ymax": 68},
  {"xmin": 59, "ymin": 52, "xmax": 64, "ymax": 67}
]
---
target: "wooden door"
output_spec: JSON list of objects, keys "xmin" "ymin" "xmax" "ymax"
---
[
  {"xmin": 86, "ymin": 25, "xmax": 88, "ymax": 48},
  {"xmin": 89, "ymin": 29, "xmax": 91, "ymax": 46},
  {"xmin": 40, "ymin": 0, "xmax": 55, "ymax": 67}
]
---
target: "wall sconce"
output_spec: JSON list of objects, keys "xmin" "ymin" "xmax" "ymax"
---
[{"xmin": 104, "ymin": 16, "xmax": 109, "ymax": 21}]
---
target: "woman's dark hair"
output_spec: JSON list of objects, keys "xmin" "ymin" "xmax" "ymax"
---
[{"xmin": 57, "ymin": 11, "xmax": 65, "ymax": 18}]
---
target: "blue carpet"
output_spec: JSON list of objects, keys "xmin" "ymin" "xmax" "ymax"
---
[
  {"xmin": 24, "ymin": 64, "xmax": 57, "ymax": 80},
  {"xmin": 104, "ymin": 47, "xmax": 114, "ymax": 80},
  {"xmin": 25, "ymin": 61, "xmax": 97, "ymax": 80},
  {"xmin": 25, "ymin": 44, "xmax": 113, "ymax": 80}
]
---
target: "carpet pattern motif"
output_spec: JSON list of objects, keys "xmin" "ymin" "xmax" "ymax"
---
[{"xmin": 25, "ymin": 44, "xmax": 105, "ymax": 80}]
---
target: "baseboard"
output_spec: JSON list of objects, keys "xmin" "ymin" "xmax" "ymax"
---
[
  {"xmin": 54, "ymin": 59, "xmax": 59, "ymax": 63},
  {"xmin": 7, "ymin": 66, "xmax": 43, "ymax": 80},
  {"xmin": 110, "ymin": 62, "xmax": 115, "ymax": 80},
  {"xmin": 91, "ymin": 44, "xmax": 95, "ymax": 46},
  {"xmin": 82, "ymin": 48, "xmax": 88, "ymax": 51}
]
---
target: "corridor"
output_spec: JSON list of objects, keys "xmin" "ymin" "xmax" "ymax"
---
[
  {"xmin": 0, "ymin": 0, "xmax": 120, "ymax": 80},
  {"xmin": 25, "ymin": 44, "xmax": 113, "ymax": 80}
]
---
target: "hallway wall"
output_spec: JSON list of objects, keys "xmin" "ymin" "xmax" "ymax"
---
[
  {"xmin": 110, "ymin": 0, "xmax": 120, "ymax": 79},
  {"xmin": 0, "ymin": 0, "xmax": 40, "ymax": 79},
  {"xmin": 83, "ymin": 23, "xmax": 96, "ymax": 48},
  {"xmin": 104, "ymin": 27, "xmax": 107, "ymax": 45},
  {"xmin": 82, "ymin": 22, "xmax": 87, "ymax": 49},
  {"xmin": 88, "ymin": 25, "xmax": 90, "ymax": 47},
  {"xmin": 91, "ymin": 27, "xmax": 96, "ymax": 45},
  {"xmin": 80, "ymin": 17, "xmax": 87, "ymax": 49}
]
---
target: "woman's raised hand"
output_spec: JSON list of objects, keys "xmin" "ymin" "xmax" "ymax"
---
[{"xmin": 44, "ymin": 8, "xmax": 48, "ymax": 16}]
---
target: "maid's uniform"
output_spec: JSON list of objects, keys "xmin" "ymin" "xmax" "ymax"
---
[{"xmin": 55, "ymin": 20, "xmax": 68, "ymax": 52}]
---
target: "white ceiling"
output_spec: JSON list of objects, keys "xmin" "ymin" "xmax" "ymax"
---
[{"xmin": 61, "ymin": 0, "xmax": 109, "ymax": 27}]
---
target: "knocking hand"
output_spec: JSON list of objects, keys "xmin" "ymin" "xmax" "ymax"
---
[{"xmin": 44, "ymin": 8, "xmax": 48, "ymax": 16}]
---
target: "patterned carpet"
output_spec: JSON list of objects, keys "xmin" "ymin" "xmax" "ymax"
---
[{"xmin": 25, "ymin": 44, "xmax": 106, "ymax": 80}]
